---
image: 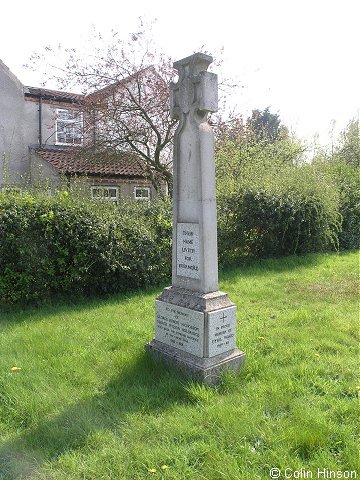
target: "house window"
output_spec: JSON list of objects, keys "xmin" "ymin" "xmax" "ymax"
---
[
  {"xmin": 56, "ymin": 109, "xmax": 83, "ymax": 145},
  {"xmin": 91, "ymin": 186, "xmax": 119, "ymax": 201},
  {"xmin": 0, "ymin": 185, "xmax": 21, "ymax": 193},
  {"xmin": 134, "ymin": 186, "xmax": 150, "ymax": 201}
]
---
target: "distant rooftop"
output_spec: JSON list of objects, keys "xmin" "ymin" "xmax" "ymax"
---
[
  {"xmin": 24, "ymin": 87, "xmax": 84, "ymax": 103},
  {"xmin": 34, "ymin": 147, "xmax": 150, "ymax": 178}
]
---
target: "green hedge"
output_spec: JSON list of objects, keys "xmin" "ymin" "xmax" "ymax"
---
[
  {"xmin": 319, "ymin": 161, "xmax": 359, "ymax": 250},
  {"xmin": 216, "ymin": 157, "xmax": 342, "ymax": 264},
  {"xmin": 0, "ymin": 193, "xmax": 172, "ymax": 304},
  {"xmin": 0, "ymin": 156, "xmax": 357, "ymax": 304},
  {"xmin": 218, "ymin": 188, "xmax": 341, "ymax": 264}
]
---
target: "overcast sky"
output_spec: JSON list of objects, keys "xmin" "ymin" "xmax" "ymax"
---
[{"xmin": 1, "ymin": 0, "xmax": 359, "ymax": 149}]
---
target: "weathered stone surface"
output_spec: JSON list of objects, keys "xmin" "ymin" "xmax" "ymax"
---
[
  {"xmin": 145, "ymin": 339, "xmax": 245, "ymax": 385},
  {"xmin": 154, "ymin": 299, "xmax": 238, "ymax": 359},
  {"xmin": 170, "ymin": 53, "xmax": 219, "ymax": 295},
  {"xmin": 157, "ymin": 286, "xmax": 234, "ymax": 312},
  {"xmin": 145, "ymin": 53, "xmax": 245, "ymax": 384},
  {"xmin": 207, "ymin": 306, "xmax": 237, "ymax": 357},
  {"xmin": 176, "ymin": 223, "xmax": 200, "ymax": 279},
  {"xmin": 155, "ymin": 301, "xmax": 204, "ymax": 356}
]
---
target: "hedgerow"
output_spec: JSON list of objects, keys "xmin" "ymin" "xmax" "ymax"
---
[
  {"xmin": 218, "ymin": 186, "xmax": 341, "ymax": 264},
  {"xmin": 337, "ymin": 163, "xmax": 360, "ymax": 250},
  {"xmin": 0, "ymin": 193, "xmax": 172, "ymax": 304},
  {"xmin": 0, "ymin": 137, "xmax": 357, "ymax": 304},
  {"xmin": 312, "ymin": 160, "xmax": 359, "ymax": 250},
  {"xmin": 216, "ymin": 138, "xmax": 342, "ymax": 264}
]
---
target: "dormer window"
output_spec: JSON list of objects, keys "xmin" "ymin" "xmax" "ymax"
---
[{"xmin": 55, "ymin": 109, "xmax": 83, "ymax": 145}]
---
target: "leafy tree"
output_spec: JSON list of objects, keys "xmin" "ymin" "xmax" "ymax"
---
[
  {"xmin": 29, "ymin": 25, "xmax": 235, "ymax": 195},
  {"xmin": 311, "ymin": 118, "xmax": 360, "ymax": 249},
  {"xmin": 28, "ymin": 22, "xmax": 238, "ymax": 195},
  {"xmin": 246, "ymin": 107, "xmax": 287, "ymax": 143},
  {"xmin": 215, "ymin": 114, "xmax": 247, "ymax": 146},
  {"xmin": 334, "ymin": 118, "xmax": 359, "ymax": 167},
  {"xmin": 83, "ymin": 64, "xmax": 176, "ymax": 193},
  {"xmin": 215, "ymin": 111, "xmax": 304, "ymax": 179}
]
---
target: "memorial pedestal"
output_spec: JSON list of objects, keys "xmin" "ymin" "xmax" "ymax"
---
[
  {"xmin": 145, "ymin": 339, "xmax": 245, "ymax": 385},
  {"xmin": 145, "ymin": 287, "xmax": 246, "ymax": 384}
]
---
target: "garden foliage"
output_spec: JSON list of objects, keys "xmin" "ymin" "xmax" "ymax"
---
[
  {"xmin": 309, "ymin": 160, "xmax": 359, "ymax": 251},
  {"xmin": 311, "ymin": 118, "xmax": 360, "ymax": 251},
  {"xmin": 335, "ymin": 162, "xmax": 359, "ymax": 250},
  {"xmin": 0, "ymin": 125, "xmax": 358, "ymax": 304},
  {"xmin": 0, "ymin": 193, "xmax": 172, "ymax": 304},
  {"xmin": 216, "ymin": 138, "xmax": 343, "ymax": 264}
]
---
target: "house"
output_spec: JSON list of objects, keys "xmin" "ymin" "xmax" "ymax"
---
[{"xmin": 0, "ymin": 59, "xmax": 166, "ymax": 200}]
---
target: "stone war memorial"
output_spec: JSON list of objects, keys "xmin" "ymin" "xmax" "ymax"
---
[{"xmin": 145, "ymin": 53, "xmax": 246, "ymax": 384}]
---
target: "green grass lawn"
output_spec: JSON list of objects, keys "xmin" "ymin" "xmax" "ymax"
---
[{"xmin": 0, "ymin": 252, "xmax": 358, "ymax": 480}]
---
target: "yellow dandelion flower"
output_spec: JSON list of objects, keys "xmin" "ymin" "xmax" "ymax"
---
[
  {"xmin": 148, "ymin": 468, "xmax": 157, "ymax": 474},
  {"xmin": 258, "ymin": 336, "xmax": 265, "ymax": 341},
  {"xmin": 10, "ymin": 367, "xmax": 22, "ymax": 372},
  {"xmin": 161, "ymin": 465, "xmax": 168, "ymax": 471},
  {"xmin": 356, "ymin": 386, "xmax": 360, "ymax": 390}
]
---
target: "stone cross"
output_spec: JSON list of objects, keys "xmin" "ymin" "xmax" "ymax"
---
[
  {"xmin": 145, "ymin": 53, "xmax": 245, "ymax": 384},
  {"xmin": 170, "ymin": 53, "xmax": 219, "ymax": 294}
]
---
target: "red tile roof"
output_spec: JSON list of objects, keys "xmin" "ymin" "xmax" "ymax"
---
[{"xmin": 35, "ymin": 148, "xmax": 150, "ymax": 177}]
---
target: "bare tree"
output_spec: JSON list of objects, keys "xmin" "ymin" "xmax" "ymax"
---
[
  {"xmin": 27, "ymin": 21, "xmax": 236, "ymax": 194},
  {"xmin": 28, "ymin": 21, "xmax": 178, "ymax": 193},
  {"xmin": 83, "ymin": 65, "xmax": 176, "ymax": 193}
]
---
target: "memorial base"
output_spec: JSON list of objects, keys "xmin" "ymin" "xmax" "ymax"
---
[
  {"xmin": 145, "ymin": 339, "xmax": 246, "ymax": 385},
  {"xmin": 145, "ymin": 286, "xmax": 246, "ymax": 385}
]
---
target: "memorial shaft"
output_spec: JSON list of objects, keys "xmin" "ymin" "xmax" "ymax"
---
[{"xmin": 170, "ymin": 53, "xmax": 219, "ymax": 294}]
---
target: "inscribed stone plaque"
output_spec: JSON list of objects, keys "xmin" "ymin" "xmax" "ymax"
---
[
  {"xmin": 176, "ymin": 223, "xmax": 200, "ymax": 279},
  {"xmin": 208, "ymin": 306, "xmax": 237, "ymax": 357},
  {"xmin": 155, "ymin": 300, "xmax": 204, "ymax": 356}
]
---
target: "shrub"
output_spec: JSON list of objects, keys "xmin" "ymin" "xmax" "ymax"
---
[
  {"xmin": 1, "ymin": 131, "xmax": 355, "ymax": 305},
  {"xmin": 313, "ymin": 160, "xmax": 359, "ymax": 250},
  {"xmin": 310, "ymin": 119, "xmax": 359, "ymax": 250},
  {"xmin": 337, "ymin": 164, "xmax": 359, "ymax": 250},
  {"xmin": 216, "ymin": 140, "xmax": 342, "ymax": 264},
  {"xmin": 218, "ymin": 186, "xmax": 341, "ymax": 264},
  {"xmin": 0, "ymin": 192, "xmax": 172, "ymax": 305}
]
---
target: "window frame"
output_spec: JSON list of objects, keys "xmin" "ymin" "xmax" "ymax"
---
[
  {"xmin": 91, "ymin": 185, "xmax": 119, "ymax": 201},
  {"xmin": 0, "ymin": 185, "xmax": 21, "ymax": 194},
  {"xmin": 134, "ymin": 186, "xmax": 151, "ymax": 201},
  {"xmin": 55, "ymin": 108, "xmax": 84, "ymax": 146}
]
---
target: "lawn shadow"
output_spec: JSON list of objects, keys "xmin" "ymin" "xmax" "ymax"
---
[
  {"xmin": 0, "ymin": 350, "xmax": 192, "ymax": 479},
  {"xmin": 0, "ymin": 284, "xmax": 165, "ymax": 326},
  {"xmin": 1, "ymin": 253, "xmax": 337, "ymax": 324}
]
